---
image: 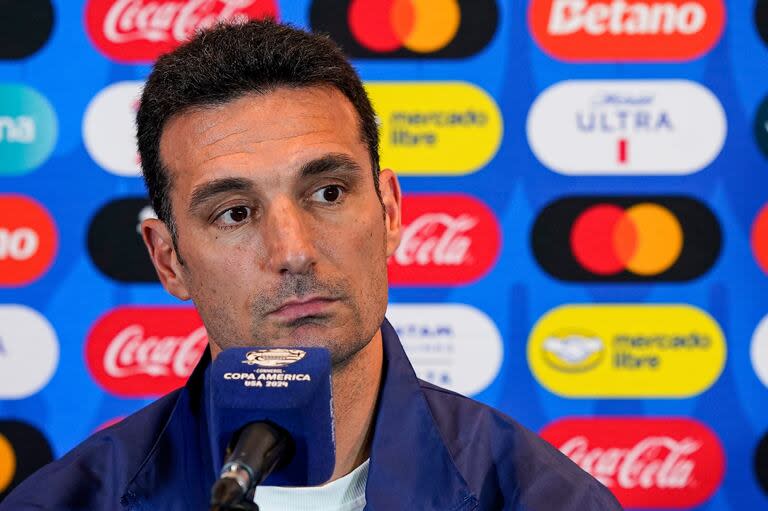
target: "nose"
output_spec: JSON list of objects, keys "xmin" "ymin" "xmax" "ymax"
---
[{"xmin": 263, "ymin": 197, "xmax": 317, "ymax": 275}]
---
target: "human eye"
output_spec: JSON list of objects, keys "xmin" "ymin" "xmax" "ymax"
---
[
  {"xmin": 214, "ymin": 205, "xmax": 251, "ymax": 228},
  {"xmin": 310, "ymin": 185, "xmax": 345, "ymax": 204}
]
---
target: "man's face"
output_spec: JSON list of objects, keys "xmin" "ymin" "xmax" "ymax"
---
[{"xmin": 142, "ymin": 86, "xmax": 402, "ymax": 364}]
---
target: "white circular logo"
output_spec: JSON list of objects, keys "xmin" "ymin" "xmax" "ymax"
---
[
  {"xmin": 751, "ymin": 314, "xmax": 768, "ymax": 389},
  {"xmin": 387, "ymin": 303, "xmax": 503, "ymax": 396},
  {"xmin": 82, "ymin": 81, "xmax": 143, "ymax": 176},
  {"xmin": 0, "ymin": 305, "xmax": 59, "ymax": 399}
]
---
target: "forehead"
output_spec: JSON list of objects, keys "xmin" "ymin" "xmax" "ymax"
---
[{"xmin": 158, "ymin": 86, "xmax": 368, "ymax": 191}]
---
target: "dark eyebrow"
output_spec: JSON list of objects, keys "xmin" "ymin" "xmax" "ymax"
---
[
  {"xmin": 188, "ymin": 176, "xmax": 252, "ymax": 214},
  {"xmin": 298, "ymin": 153, "xmax": 364, "ymax": 179}
]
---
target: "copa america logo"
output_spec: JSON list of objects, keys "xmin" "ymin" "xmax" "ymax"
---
[{"xmin": 241, "ymin": 348, "xmax": 306, "ymax": 368}]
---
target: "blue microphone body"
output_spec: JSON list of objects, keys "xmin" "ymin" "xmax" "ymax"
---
[{"xmin": 207, "ymin": 347, "xmax": 335, "ymax": 487}]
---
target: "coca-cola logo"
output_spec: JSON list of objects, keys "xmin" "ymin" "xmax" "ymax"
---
[
  {"xmin": 541, "ymin": 417, "xmax": 725, "ymax": 508},
  {"xmin": 85, "ymin": 0, "xmax": 279, "ymax": 63},
  {"xmin": 388, "ymin": 194, "xmax": 501, "ymax": 285},
  {"xmin": 86, "ymin": 306, "xmax": 208, "ymax": 397}
]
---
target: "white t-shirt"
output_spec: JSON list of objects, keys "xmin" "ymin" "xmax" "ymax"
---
[{"xmin": 253, "ymin": 459, "xmax": 369, "ymax": 511}]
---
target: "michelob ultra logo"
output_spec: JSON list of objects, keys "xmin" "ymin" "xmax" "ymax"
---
[
  {"xmin": 366, "ymin": 82, "xmax": 502, "ymax": 175},
  {"xmin": 526, "ymin": 80, "xmax": 726, "ymax": 175},
  {"xmin": 541, "ymin": 417, "xmax": 725, "ymax": 508},
  {"xmin": 529, "ymin": 0, "xmax": 724, "ymax": 62},
  {"xmin": 528, "ymin": 305, "xmax": 725, "ymax": 397},
  {"xmin": 310, "ymin": 0, "xmax": 498, "ymax": 59},
  {"xmin": 0, "ymin": 84, "xmax": 57, "ymax": 176},
  {"xmin": 532, "ymin": 196, "xmax": 721, "ymax": 282}
]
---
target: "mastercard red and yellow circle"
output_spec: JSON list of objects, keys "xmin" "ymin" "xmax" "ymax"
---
[
  {"xmin": 0, "ymin": 433, "xmax": 16, "ymax": 493},
  {"xmin": 570, "ymin": 203, "xmax": 684, "ymax": 276},
  {"xmin": 348, "ymin": 0, "xmax": 460, "ymax": 53}
]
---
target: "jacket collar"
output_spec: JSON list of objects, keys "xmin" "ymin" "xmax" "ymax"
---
[{"xmin": 122, "ymin": 319, "xmax": 477, "ymax": 511}]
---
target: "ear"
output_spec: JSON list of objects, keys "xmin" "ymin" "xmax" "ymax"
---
[
  {"xmin": 141, "ymin": 218, "xmax": 191, "ymax": 301},
  {"xmin": 378, "ymin": 168, "xmax": 402, "ymax": 257}
]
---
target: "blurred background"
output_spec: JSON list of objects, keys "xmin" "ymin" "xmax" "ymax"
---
[{"xmin": 1, "ymin": 0, "xmax": 767, "ymax": 508}]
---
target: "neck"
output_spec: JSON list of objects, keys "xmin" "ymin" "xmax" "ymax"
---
[{"xmin": 327, "ymin": 328, "xmax": 384, "ymax": 482}]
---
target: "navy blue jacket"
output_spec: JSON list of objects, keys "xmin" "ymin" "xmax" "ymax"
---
[{"xmin": 1, "ymin": 320, "xmax": 622, "ymax": 510}]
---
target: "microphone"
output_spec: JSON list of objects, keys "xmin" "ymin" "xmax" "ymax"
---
[{"xmin": 207, "ymin": 347, "xmax": 335, "ymax": 509}]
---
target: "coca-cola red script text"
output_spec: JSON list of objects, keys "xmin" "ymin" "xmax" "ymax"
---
[
  {"xmin": 541, "ymin": 417, "xmax": 725, "ymax": 508},
  {"xmin": 388, "ymin": 194, "xmax": 501, "ymax": 285},
  {"xmin": 86, "ymin": 306, "xmax": 208, "ymax": 397},
  {"xmin": 85, "ymin": 0, "xmax": 279, "ymax": 63}
]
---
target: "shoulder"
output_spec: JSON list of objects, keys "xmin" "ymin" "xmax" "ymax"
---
[
  {"xmin": 418, "ymin": 380, "xmax": 623, "ymax": 510},
  {"xmin": 0, "ymin": 390, "xmax": 181, "ymax": 511}
]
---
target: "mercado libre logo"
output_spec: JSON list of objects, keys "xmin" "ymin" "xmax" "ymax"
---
[
  {"xmin": 310, "ymin": 0, "xmax": 498, "ymax": 59},
  {"xmin": 84, "ymin": 0, "xmax": 279, "ymax": 63},
  {"xmin": 85, "ymin": 306, "xmax": 208, "ymax": 397},
  {"xmin": 87, "ymin": 197, "xmax": 159, "ymax": 283},
  {"xmin": 529, "ymin": 0, "xmax": 724, "ymax": 62},
  {"xmin": 0, "ymin": 0, "xmax": 55, "ymax": 60},
  {"xmin": 527, "ymin": 304, "xmax": 726, "ymax": 398},
  {"xmin": 387, "ymin": 304, "xmax": 503, "ymax": 396},
  {"xmin": 0, "ymin": 421, "xmax": 54, "ymax": 500},
  {"xmin": 526, "ymin": 80, "xmax": 726, "ymax": 175},
  {"xmin": 388, "ymin": 194, "xmax": 501, "ymax": 286},
  {"xmin": 532, "ymin": 196, "xmax": 721, "ymax": 282},
  {"xmin": 541, "ymin": 417, "xmax": 725, "ymax": 508},
  {"xmin": 366, "ymin": 82, "xmax": 502, "ymax": 175},
  {"xmin": 0, "ymin": 84, "xmax": 57, "ymax": 176},
  {"xmin": 0, "ymin": 195, "xmax": 58, "ymax": 286}
]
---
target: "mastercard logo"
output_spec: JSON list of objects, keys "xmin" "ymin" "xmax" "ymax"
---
[
  {"xmin": 0, "ymin": 421, "xmax": 53, "ymax": 499},
  {"xmin": 310, "ymin": 0, "xmax": 498, "ymax": 58},
  {"xmin": 532, "ymin": 196, "xmax": 720, "ymax": 282}
]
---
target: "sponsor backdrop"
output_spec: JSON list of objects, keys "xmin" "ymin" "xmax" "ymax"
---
[{"xmin": 2, "ymin": 0, "xmax": 768, "ymax": 508}]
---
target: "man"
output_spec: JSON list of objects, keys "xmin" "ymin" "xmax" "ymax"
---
[{"xmin": 1, "ymin": 20, "xmax": 622, "ymax": 510}]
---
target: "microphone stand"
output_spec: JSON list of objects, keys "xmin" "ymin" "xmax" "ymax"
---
[{"xmin": 209, "ymin": 422, "xmax": 293, "ymax": 511}]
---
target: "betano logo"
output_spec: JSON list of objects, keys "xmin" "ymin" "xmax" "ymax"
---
[
  {"xmin": 526, "ymin": 80, "xmax": 726, "ymax": 175},
  {"xmin": 0, "ymin": 84, "xmax": 57, "ymax": 176},
  {"xmin": 532, "ymin": 196, "xmax": 721, "ymax": 281},
  {"xmin": 528, "ymin": 305, "xmax": 725, "ymax": 398},
  {"xmin": 367, "ymin": 82, "xmax": 502, "ymax": 175},
  {"xmin": 529, "ymin": 0, "xmax": 724, "ymax": 61},
  {"xmin": 83, "ymin": 81, "xmax": 143, "ymax": 176},
  {"xmin": 0, "ymin": 195, "xmax": 58, "ymax": 286},
  {"xmin": 387, "ymin": 303, "xmax": 503, "ymax": 396},
  {"xmin": 310, "ymin": 0, "xmax": 498, "ymax": 59}
]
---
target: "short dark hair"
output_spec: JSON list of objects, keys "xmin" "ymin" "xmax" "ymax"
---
[{"xmin": 136, "ymin": 19, "xmax": 380, "ymax": 238}]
